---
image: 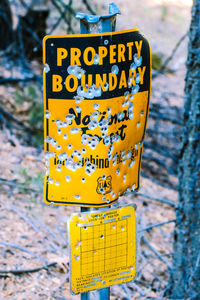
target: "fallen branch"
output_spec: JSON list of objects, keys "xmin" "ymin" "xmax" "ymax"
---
[
  {"xmin": 11, "ymin": 206, "xmax": 62, "ymax": 253},
  {"xmin": 0, "ymin": 241, "xmax": 47, "ymax": 263},
  {"xmin": 57, "ymin": 222, "xmax": 68, "ymax": 246},
  {"xmin": 28, "ymin": 210, "xmax": 61, "ymax": 245},
  {"xmin": 141, "ymin": 236, "xmax": 172, "ymax": 270},
  {"xmin": 0, "ymin": 177, "xmax": 39, "ymax": 193},
  {"xmin": 153, "ymin": 90, "xmax": 185, "ymax": 99},
  {"xmin": 51, "ymin": 0, "xmax": 75, "ymax": 34},
  {"xmin": 82, "ymin": 0, "xmax": 96, "ymax": 15},
  {"xmin": 152, "ymin": 31, "xmax": 188, "ymax": 78},
  {"xmin": 0, "ymin": 75, "xmax": 41, "ymax": 85},
  {"xmin": 11, "ymin": 206, "xmax": 41, "ymax": 234},
  {"xmin": 144, "ymin": 141, "xmax": 179, "ymax": 163},
  {"xmin": 0, "ymin": 105, "xmax": 33, "ymax": 132},
  {"xmin": 188, "ymin": 251, "xmax": 200, "ymax": 285},
  {"xmin": 0, "ymin": 274, "xmax": 8, "ymax": 278},
  {"xmin": 146, "ymin": 128, "xmax": 180, "ymax": 138},
  {"xmin": 147, "ymin": 269, "xmax": 166, "ymax": 286},
  {"xmin": 11, "ymin": 205, "xmax": 67, "ymax": 255},
  {"xmin": 128, "ymin": 282, "xmax": 147, "ymax": 296},
  {"xmin": 159, "ymin": 31, "xmax": 188, "ymax": 72},
  {"xmin": 142, "ymin": 153, "xmax": 177, "ymax": 176},
  {"xmin": 138, "ymin": 219, "xmax": 176, "ymax": 233},
  {"xmin": 140, "ymin": 172, "xmax": 177, "ymax": 192},
  {"xmin": 52, "ymin": 273, "xmax": 69, "ymax": 292},
  {"xmin": 55, "ymin": 0, "xmax": 76, "ymax": 15},
  {"xmin": 0, "ymin": 262, "xmax": 57, "ymax": 275},
  {"xmin": 149, "ymin": 111, "xmax": 183, "ymax": 125},
  {"xmin": 111, "ymin": 287, "xmax": 128, "ymax": 298},
  {"xmin": 121, "ymin": 283, "xmax": 132, "ymax": 299},
  {"xmin": 48, "ymin": 5, "xmax": 69, "ymax": 35},
  {"xmin": 136, "ymin": 192, "xmax": 176, "ymax": 207}
]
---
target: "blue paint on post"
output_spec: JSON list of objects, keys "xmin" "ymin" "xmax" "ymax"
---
[
  {"xmin": 81, "ymin": 292, "xmax": 90, "ymax": 300},
  {"xmin": 76, "ymin": 2, "xmax": 120, "ymax": 34}
]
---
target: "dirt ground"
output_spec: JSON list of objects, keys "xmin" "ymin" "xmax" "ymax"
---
[{"xmin": 0, "ymin": 0, "xmax": 192, "ymax": 299}]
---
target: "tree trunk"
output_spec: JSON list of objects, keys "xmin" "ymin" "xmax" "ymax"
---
[
  {"xmin": 0, "ymin": 0, "xmax": 14, "ymax": 50},
  {"xmin": 166, "ymin": 1, "xmax": 200, "ymax": 299}
]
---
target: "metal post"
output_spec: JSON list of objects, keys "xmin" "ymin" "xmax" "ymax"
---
[
  {"xmin": 80, "ymin": 292, "xmax": 90, "ymax": 300},
  {"xmin": 76, "ymin": 3, "xmax": 120, "ymax": 300}
]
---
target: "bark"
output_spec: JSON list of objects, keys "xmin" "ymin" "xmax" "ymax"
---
[
  {"xmin": 0, "ymin": 0, "xmax": 14, "ymax": 50},
  {"xmin": 166, "ymin": 1, "xmax": 200, "ymax": 299}
]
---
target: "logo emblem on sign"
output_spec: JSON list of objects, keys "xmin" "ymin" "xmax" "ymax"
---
[{"xmin": 96, "ymin": 176, "xmax": 112, "ymax": 195}]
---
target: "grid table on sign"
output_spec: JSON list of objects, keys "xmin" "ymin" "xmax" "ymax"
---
[
  {"xmin": 79, "ymin": 219, "xmax": 128, "ymax": 276},
  {"xmin": 69, "ymin": 205, "xmax": 137, "ymax": 294}
]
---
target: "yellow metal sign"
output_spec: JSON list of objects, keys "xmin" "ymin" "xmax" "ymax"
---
[
  {"xmin": 68, "ymin": 204, "xmax": 137, "ymax": 294},
  {"xmin": 43, "ymin": 29, "xmax": 151, "ymax": 206}
]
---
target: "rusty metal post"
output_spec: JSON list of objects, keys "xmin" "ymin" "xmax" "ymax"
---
[{"xmin": 76, "ymin": 3, "xmax": 120, "ymax": 300}]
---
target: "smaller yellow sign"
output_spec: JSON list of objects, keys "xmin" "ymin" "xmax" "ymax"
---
[{"xmin": 68, "ymin": 204, "xmax": 137, "ymax": 294}]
